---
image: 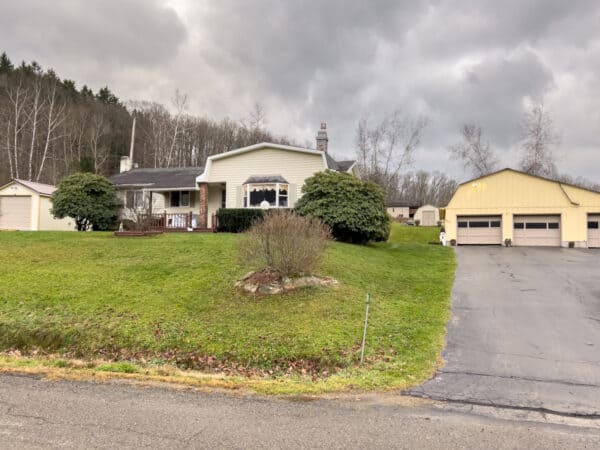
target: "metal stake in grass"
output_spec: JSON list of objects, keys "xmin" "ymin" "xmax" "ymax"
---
[{"xmin": 360, "ymin": 293, "xmax": 370, "ymax": 365}]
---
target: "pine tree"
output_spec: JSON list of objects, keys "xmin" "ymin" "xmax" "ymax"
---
[{"xmin": 0, "ymin": 52, "xmax": 13, "ymax": 74}]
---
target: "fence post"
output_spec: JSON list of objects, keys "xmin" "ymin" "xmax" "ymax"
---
[{"xmin": 360, "ymin": 293, "xmax": 370, "ymax": 365}]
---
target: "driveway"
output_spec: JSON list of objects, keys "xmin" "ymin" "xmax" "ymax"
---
[{"xmin": 409, "ymin": 246, "xmax": 600, "ymax": 416}]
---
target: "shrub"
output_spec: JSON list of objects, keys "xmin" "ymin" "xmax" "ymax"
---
[
  {"xmin": 217, "ymin": 208, "xmax": 264, "ymax": 233},
  {"xmin": 295, "ymin": 171, "xmax": 390, "ymax": 244},
  {"xmin": 51, "ymin": 172, "xmax": 121, "ymax": 231},
  {"xmin": 239, "ymin": 210, "xmax": 331, "ymax": 277},
  {"xmin": 415, "ymin": 219, "xmax": 421, "ymax": 226}
]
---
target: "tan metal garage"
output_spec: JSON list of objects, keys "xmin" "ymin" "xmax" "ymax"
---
[
  {"xmin": 0, "ymin": 196, "xmax": 32, "ymax": 230},
  {"xmin": 457, "ymin": 216, "xmax": 502, "ymax": 245},
  {"xmin": 513, "ymin": 215, "xmax": 561, "ymax": 247},
  {"xmin": 588, "ymin": 214, "xmax": 600, "ymax": 248}
]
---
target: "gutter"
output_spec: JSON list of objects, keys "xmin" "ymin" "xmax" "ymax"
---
[{"xmin": 558, "ymin": 183, "xmax": 580, "ymax": 206}]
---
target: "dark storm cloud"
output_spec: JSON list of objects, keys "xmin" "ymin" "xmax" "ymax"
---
[
  {"xmin": 0, "ymin": 0, "xmax": 186, "ymax": 67},
  {"xmin": 1, "ymin": 0, "xmax": 599, "ymax": 181}
]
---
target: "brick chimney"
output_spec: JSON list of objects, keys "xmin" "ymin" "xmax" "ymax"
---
[{"xmin": 316, "ymin": 122, "xmax": 328, "ymax": 153}]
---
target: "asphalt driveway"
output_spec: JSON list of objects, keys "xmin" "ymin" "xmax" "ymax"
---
[{"xmin": 409, "ymin": 246, "xmax": 600, "ymax": 416}]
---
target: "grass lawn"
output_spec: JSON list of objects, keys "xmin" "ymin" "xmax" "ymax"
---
[{"xmin": 0, "ymin": 223, "xmax": 455, "ymax": 393}]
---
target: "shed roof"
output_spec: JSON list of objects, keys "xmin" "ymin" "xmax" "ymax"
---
[{"xmin": 10, "ymin": 179, "xmax": 57, "ymax": 196}]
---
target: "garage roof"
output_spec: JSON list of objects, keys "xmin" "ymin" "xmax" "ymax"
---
[
  {"xmin": 10, "ymin": 179, "xmax": 57, "ymax": 196},
  {"xmin": 460, "ymin": 168, "xmax": 600, "ymax": 194}
]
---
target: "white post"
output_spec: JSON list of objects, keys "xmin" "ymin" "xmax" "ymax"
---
[{"xmin": 360, "ymin": 293, "xmax": 370, "ymax": 365}]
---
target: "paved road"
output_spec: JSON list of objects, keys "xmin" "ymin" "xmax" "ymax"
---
[
  {"xmin": 410, "ymin": 247, "xmax": 600, "ymax": 416},
  {"xmin": 0, "ymin": 374, "xmax": 598, "ymax": 449}
]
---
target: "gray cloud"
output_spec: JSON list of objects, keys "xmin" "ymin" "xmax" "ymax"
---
[{"xmin": 1, "ymin": 0, "xmax": 599, "ymax": 182}]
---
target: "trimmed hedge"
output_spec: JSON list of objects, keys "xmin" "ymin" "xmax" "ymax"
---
[{"xmin": 216, "ymin": 208, "xmax": 264, "ymax": 233}]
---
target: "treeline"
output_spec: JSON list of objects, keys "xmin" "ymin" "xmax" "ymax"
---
[
  {"xmin": 0, "ymin": 52, "xmax": 130, "ymax": 185},
  {"xmin": 394, "ymin": 171, "xmax": 458, "ymax": 207},
  {"xmin": 0, "ymin": 52, "xmax": 292, "ymax": 186}
]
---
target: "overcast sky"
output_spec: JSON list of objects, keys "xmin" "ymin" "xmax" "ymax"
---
[{"xmin": 1, "ymin": 0, "xmax": 599, "ymax": 182}]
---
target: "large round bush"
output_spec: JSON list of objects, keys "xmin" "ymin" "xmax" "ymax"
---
[{"xmin": 295, "ymin": 170, "xmax": 390, "ymax": 244}]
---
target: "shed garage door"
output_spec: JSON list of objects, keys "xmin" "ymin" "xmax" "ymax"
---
[
  {"xmin": 457, "ymin": 216, "xmax": 502, "ymax": 245},
  {"xmin": 422, "ymin": 210, "xmax": 436, "ymax": 226},
  {"xmin": 0, "ymin": 196, "xmax": 32, "ymax": 230},
  {"xmin": 513, "ymin": 215, "xmax": 561, "ymax": 247},
  {"xmin": 588, "ymin": 214, "xmax": 600, "ymax": 248}
]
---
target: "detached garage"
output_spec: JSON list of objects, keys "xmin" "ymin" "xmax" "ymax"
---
[
  {"xmin": 444, "ymin": 169, "xmax": 600, "ymax": 248},
  {"xmin": 0, "ymin": 179, "xmax": 75, "ymax": 231}
]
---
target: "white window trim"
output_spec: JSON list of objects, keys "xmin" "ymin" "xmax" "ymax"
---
[{"xmin": 244, "ymin": 182, "xmax": 289, "ymax": 208}]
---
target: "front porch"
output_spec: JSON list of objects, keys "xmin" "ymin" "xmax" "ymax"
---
[{"xmin": 125, "ymin": 211, "xmax": 217, "ymax": 233}]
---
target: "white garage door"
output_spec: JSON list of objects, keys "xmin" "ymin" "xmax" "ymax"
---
[
  {"xmin": 588, "ymin": 214, "xmax": 600, "ymax": 248},
  {"xmin": 0, "ymin": 196, "xmax": 32, "ymax": 230},
  {"xmin": 457, "ymin": 216, "xmax": 502, "ymax": 245},
  {"xmin": 513, "ymin": 215, "xmax": 561, "ymax": 247}
]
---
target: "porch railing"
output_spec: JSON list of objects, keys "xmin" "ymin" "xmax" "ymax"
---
[
  {"xmin": 129, "ymin": 212, "xmax": 218, "ymax": 232},
  {"xmin": 137, "ymin": 212, "xmax": 195, "ymax": 231}
]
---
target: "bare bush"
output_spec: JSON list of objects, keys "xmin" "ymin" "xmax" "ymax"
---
[{"xmin": 239, "ymin": 210, "xmax": 331, "ymax": 277}]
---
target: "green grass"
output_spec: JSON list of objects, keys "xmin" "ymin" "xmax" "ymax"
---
[
  {"xmin": 388, "ymin": 224, "xmax": 441, "ymax": 244},
  {"xmin": 0, "ymin": 224, "xmax": 455, "ymax": 392}
]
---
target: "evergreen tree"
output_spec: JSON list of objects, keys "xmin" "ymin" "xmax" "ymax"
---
[
  {"xmin": 96, "ymin": 86, "xmax": 119, "ymax": 105},
  {"xmin": 0, "ymin": 51, "xmax": 13, "ymax": 74}
]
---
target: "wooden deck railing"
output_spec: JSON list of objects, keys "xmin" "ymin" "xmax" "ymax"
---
[{"xmin": 134, "ymin": 212, "xmax": 217, "ymax": 232}]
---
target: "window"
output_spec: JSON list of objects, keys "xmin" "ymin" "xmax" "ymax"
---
[
  {"xmin": 490, "ymin": 221, "xmax": 501, "ymax": 227},
  {"xmin": 125, "ymin": 190, "xmax": 144, "ymax": 209},
  {"xmin": 181, "ymin": 191, "xmax": 190, "ymax": 207},
  {"xmin": 221, "ymin": 190, "xmax": 226, "ymax": 208},
  {"xmin": 469, "ymin": 221, "xmax": 490, "ymax": 228},
  {"xmin": 458, "ymin": 221, "xmax": 468, "ymax": 228},
  {"xmin": 588, "ymin": 221, "xmax": 599, "ymax": 229},
  {"xmin": 170, "ymin": 191, "xmax": 180, "ymax": 207},
  {"xmin": 548, "ymin": 222, "xmax": 559, "ymax": 229},
  {"xmin": 169, "ymin": 191, "xmax": 192, "ymax": 208},
  {"xmin": 278, "ymin": 185, "xmax": 288, "ymax": 207},
  {"xmin": 514, "ymin": 223, "xmax": 524, "ymax": 229},
  {"xmin": 243, "ymin": 183, "xmax": 289, "ymax": 208},
  {"xmin": 526, "ymin": 222, "xmax": 547, "ymax": 229}
]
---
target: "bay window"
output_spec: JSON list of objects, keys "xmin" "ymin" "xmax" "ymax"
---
[{"xmin": 243, "ymin": 182, "xmax": 289, "ymax": 208}]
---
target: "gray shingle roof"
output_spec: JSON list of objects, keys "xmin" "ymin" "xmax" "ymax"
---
[
  {"xmin": 244, "ymin": 175, "xmax": 289, "ymax": 184},
  {"xmin": 325, "ymin": 154, "xmax": 355, "ymax": 172},
  {"xmin": 109, "ymin": 167, "xmax": 204, "ymax": 190}
]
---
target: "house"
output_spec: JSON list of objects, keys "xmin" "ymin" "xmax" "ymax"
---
[
  {"xmin": 414, "ymin": 204, "xmax": 440, "ymax": 226},
  {"xmin": 0, "ymin": 179, "xmax": 75, "ymax": 231},
  {"xmin": 109, "ymin": 123, "xmax": 357, "ymax": 229},
  {"xmin": 386, "ymin": 203, "xmax": 410, "ymax": 220},
  {"xmin": 444, "ymin": 168, "xmax": 600, "ymax": 247}
]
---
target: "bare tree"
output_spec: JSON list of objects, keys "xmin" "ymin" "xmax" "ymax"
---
[
  {"xmin": 6, "ymin": 77, "xmax": 30, "ymax": 179},
  {"xmin": 27, "ymin": 78, "xmax": 45, "ymax": 180},
  {"xmin": 449, "ymin": 123, "xmax": 498, "ymax": 177},
  {"xmin": 396, "ymin": 171, "xmax": 458, "ymax": 206},
  {"xmin": 355, "ymin": 110, "xmax": 428, "ymax": 198},
  {"xmin": 247, "ymin": 102, "xmax": 266, "ymax": 131},
  {"xmin": 36, "ymin": 80, "xmax": 66, "ymax": 181},
  {"xmin": 166, "ymin": 90, "xmax": 188, "ymax": 167},
  {"xmin": 519, "ymin": 101, "xmax": 558, "ymax": 177}
]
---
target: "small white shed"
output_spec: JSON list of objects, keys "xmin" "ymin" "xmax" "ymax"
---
[
  {"xmin": 0, "ymin": 179, "xmax": 75, "ymax": 231},
  {"xmin": 414, "ymin": 204, "xmax": 440, "ymax": 226}
]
